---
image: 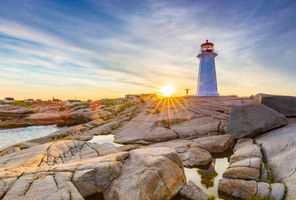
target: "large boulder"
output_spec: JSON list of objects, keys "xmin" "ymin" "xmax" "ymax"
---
[
  {"xmin": 255, "ymin": 93, "xmax": 296, "ymax": 117},
  {"xmin": 224, "ymin": 104, "xmax": 288, "ymax": 138},
  {"xmin": 104, "ymin": 147, "xmax": 186, "ymax": 200},
  {"xmin": 183, "ymin": 147, "xmax": 212, "ymax": 168},
  {"xmin": 170, "ymin": 117, "xmax": 220, "ymax": 138}
]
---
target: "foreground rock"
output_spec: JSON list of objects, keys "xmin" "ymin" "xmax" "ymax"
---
[
  {"xmin": 146, "ymin": 134, "xmax": 234, "ymax": 168},
  {"xmin": 0, "ymin": 139, "xmax": 188, "ymax": 200},
  {"xmin": 218, "ymin": 179, "xmax": 285, "ymax": 200},
  {"xmin": 183, "ymin": 147, "xmax": 212, "ymax": 168},
  {"xmin": 223, "ymin": 138, "xmax": 262, "ymax": 181},
  {"xmin": 104, "ymin": 147, "xmax": 186, "ymax": 200},
  {"xmin": 190, "ymin": 134, "xmax": 235, "ymax": 154},
  {"xmin": 218, "ymin": 179, "xmax": 257, "ymax": 199},
  {"xmin": 176, "ymin": 181, "xmax": 208, "ymax": 200},
  {"xmin": 0, "ymin": 139, "xmax": 127, "ymax": 200},
  {"xmin": 224, "ymin": 104, "xmax": 288, "ymax": 138},
  {"xmin": 255, "ymin": 93, "xmax": 296, "ymax": 117},
  {"xmin": 256, "ymin": 121, "xmax": 296, "ymax": 200}
]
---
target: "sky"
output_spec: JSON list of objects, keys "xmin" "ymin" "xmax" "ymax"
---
[{"xmin": 0, "ymin": 0, "xmax": 295, "ymax": 100}]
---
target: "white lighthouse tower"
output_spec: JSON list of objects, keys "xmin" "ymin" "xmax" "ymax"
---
[{"xmin": 196, "ymin": 40, "xmax": 219, "ymax": 96}]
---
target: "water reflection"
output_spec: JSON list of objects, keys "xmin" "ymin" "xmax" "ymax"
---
[
  {"xmin": 90, "ymin": 135, "xmax": 123, "ymax": 147},
  {"xmin": 0, "ymin": 125, "xmax": 63, "ymax": 148},
  {"xmin": 184, "ymin": 158, "xmax": 229, "ymax": 198},
  {"xmin": 198, "ymin": 161, "xmax": 218, "ymax": 188}
]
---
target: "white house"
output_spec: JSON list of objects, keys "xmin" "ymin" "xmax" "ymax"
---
[
  {"xmin": 24, "ymin": 99, "xmax": 34, "ymax": 103},
  {"xmin": 3, "ymin": 97, "xmax": 15, "ymax": 104},
  {"xmin": 65, "ymin": 100, "xmax": 82, "ymax": 106}
]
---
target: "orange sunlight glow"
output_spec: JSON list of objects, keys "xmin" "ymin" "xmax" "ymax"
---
[{"xmin": 159, "ymin": 84, "xmax": 176, "ymax": 97}]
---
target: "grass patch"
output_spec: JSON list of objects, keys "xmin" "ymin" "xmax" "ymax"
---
[
  {"xmin": 248, "ymin": 196, "xmax": 270, "ymax": 200},
  {"xmin": 12, "ymin": 101, "xmax": 36, "ymax": 108},
  {"xmin": 208, "ymin": 195, "xmax": 216, "ymax": 200},
  {"xmin": 101, "ymin": 99, "xmax": 117, "ymax": 107},
  {"xmin": 118, "ymin": 102, "xmax": 135, "ymax": 112}
]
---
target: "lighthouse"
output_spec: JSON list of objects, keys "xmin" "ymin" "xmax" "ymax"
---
[{"xmin": 196, "ymin": 40, "xmax": 219, "ymax": 96}]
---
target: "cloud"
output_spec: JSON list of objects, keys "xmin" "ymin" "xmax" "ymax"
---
[{"xmin": 0, "ymin": 0, "xmax": 295, "ymax": 99}]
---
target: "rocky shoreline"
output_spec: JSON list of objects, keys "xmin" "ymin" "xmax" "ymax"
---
[{"xmin": 0, "ymin": 94, "xmax": 296, "ymax": 199}]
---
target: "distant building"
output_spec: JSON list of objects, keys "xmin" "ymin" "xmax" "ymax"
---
[
  {"xmin": 65, "ymin": 100, "xmax": 82, "ymax": 106},
  {"xmin": 125, "ymin": 94, "xmax": 156, "ymax": 102},
  {"xmin": 3, "ymin": 97, "xmax": 15, "ymax": 104},
  {"xmin": 52, "ymin": 97, "xmax": 62, "ymax": 104},
  {"xmin": 24, "ymin": 99, "xmax": 34, "ymax": 103}
]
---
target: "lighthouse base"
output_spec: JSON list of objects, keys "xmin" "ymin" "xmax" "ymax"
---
[{"xmin": 196, "ymin": 92, "xmax": 219, "ymax": 96}]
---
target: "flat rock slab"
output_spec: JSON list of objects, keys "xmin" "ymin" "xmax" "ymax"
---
[
  {"xmin": 114, "ymin": 96, "xmax": 249, "ymax": 145},
  {"xmin": 255, "ymin": 93, "xmax": 296, "ymax": 117},
  {"xmin": 1, "ymin": 152, "xmax": 128, "ymax": 200},
  {"xmin": 190, "ymin": 134, "xmax": 235, "ymax": 154},
  {"xmin": 0, "ymin": 140, "xmax": 121, "ymax": 175},
  {"xmin": 170, "ymin": 117, "xmax": 220, "ymax": 138},
  {"xmin": 224, "ymin": 104, "xmax": 288, "ymax": 138}
]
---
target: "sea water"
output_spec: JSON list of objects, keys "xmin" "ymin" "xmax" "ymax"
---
[{"xmin": 0, "ymin": 125, "xmax": 63, "ymax": 148}]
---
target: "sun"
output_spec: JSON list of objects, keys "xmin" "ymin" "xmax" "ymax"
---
[{"xmin": 159, "ymin": 84, "xmax": 176, "ymax": 97}]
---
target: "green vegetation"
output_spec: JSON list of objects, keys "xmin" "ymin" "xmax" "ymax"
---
[
  {"xmin": 12, "ymin": 101, "xmax": 36, "ymax": 108},
  {"xmin": 158, "ymin": 118, "xmax": 189, "ymax": 128},
  {"xmin": 102, "ymin": 99, "xmax": 117, "ymax": 107},
  {"xmin": 262, "ymin": 162, "xmax": 275, "ymax": 184},
  {"xmin": 208, "ymin": 195, "xmax": 216, "ymax": 200},
  {"xmin": 118, "ymin": 102, "xmax": 135, "ymax": 112},
  {"xmin": 248, "ymin": 196, "xmax": 270, "ymax": 200}
]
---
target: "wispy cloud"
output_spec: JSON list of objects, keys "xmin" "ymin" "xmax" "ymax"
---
[{"xmin": 0, "ymin": 0, "xmax": 295, "ymax": 99}]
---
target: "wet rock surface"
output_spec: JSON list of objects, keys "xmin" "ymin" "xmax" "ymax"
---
[{"xmin": 225, "ymin": 104, "xmax": 288, "ymax": 138}]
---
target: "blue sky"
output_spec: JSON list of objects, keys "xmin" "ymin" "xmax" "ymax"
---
[{"xmin": 0, "ymin": 0, "xmax": 295, "ymax": 100}]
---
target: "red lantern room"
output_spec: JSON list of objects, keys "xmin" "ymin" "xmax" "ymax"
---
[{"xmin": 200, "ymin": 40, "xmax": 214, "ymax": 52}]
